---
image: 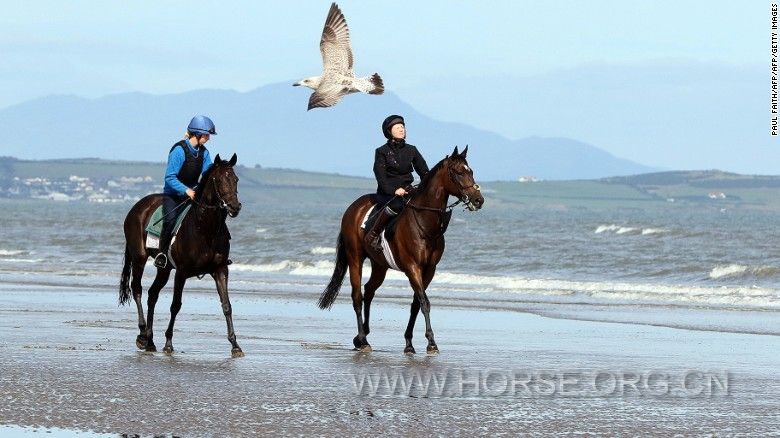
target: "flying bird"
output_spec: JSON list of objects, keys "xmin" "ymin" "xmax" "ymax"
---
[{"xmin": 293, "ymin": 2, "xmax": 384, "ymax": 110}]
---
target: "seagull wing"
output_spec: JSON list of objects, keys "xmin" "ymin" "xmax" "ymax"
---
[
  {"xmin": 319, "ymin": 2, "xmax": 353, "ymax": 77},
  {"xmin": 308, "ymin": 85, "xmax": 347, "ymax": 110}
]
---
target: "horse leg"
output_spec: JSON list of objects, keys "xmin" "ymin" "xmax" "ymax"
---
[
  {"xmin": 212, "ymin": 266, "xmax": 243, "ymax": 358},
  {"xmin": 143, "ymin": 268, "xmax": 171, "ymax": 352},
  {"xmin": 348, "ymin": 254, "xmax": 369, "ymax": 351},
  {"xmin": 130, "ymin": 260, "xmax": 147, "ymax": 349},
  {"xmin": 407, "ymin": 265, "xmax": 439, "ymax": 354},
  {"xmin": 404, "ymin": 265, "xmax": 437, "ymax": 354},
  {"xmin": 403, "ymin": 295, "xmax": 421, "ymax": 354},
  {"xmin": 362, "ymin": 261, "xmax": 387, "ymax": 338},
  {"xmin": 163, "ymin": 272, "xmax": 186, "ymax": 354}
]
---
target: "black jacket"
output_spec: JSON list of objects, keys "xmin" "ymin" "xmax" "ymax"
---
[{"xmin": 373, "ymin": 140, "xmax": 429, "ymax": 195}]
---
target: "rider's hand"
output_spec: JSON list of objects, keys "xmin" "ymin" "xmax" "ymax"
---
[
  {"xmin": 185, "ymin": 188, "xmax": 196, "ymax": 200},
  {"xmin": 394, "ymin": 187, "xmax": 407, "ymax": 196}
]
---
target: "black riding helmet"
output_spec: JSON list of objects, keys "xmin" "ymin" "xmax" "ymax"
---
[{"xmin": 382, "ymin": 115, "xmax": 405, "ymax": 139}]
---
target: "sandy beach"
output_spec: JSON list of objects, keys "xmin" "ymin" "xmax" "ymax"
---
[{"xmin": 0, "ymin": 282, "xmax": 778, "ymax": 437}]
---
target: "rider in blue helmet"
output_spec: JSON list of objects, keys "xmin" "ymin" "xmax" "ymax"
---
[{"xmin": 154, "ymin": 115, "xmax": 216, "ymax": 269}]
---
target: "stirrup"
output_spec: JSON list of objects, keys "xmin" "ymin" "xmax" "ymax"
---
[{"xmin": 153, "ymin": 253, "xmax": 168, "ymax": 269}]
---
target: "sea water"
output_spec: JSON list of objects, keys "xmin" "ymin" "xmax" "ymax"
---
[{"xmin": 1, "ymin": 198, "xmax": 778, "ymax": 334}]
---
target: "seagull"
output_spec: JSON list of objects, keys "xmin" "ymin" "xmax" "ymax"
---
[{"xmin": 293, "ymin": 2, "xmax": 384, "ymax": 110}]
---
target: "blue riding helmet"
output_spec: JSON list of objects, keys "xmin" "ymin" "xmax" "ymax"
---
[{"xmin": 187, "ymin": 115, "xmax": 217, "ymax": 136}]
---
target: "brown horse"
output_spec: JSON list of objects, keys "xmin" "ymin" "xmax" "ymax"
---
[
  {"xmin": 318, "ymin": 146, "xmax": 484, "ymax": 354},
  {"xmin": 119, "ymin": 153, "xmax": 244, "ymax": 357}
]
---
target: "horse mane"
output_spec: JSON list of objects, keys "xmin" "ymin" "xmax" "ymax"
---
[
  {"xmin": 195, "ymin": 162, "xmax": 220, "ymax": 201},
  {"xmin": 415, "ymin": 157, "xmax": 446, "ymax": 192},
  {"xmin": 416, "ymin": 154, "xmax": 464, "ymax": 192}
]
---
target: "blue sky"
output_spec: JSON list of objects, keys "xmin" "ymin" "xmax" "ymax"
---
[{"xmin": 0, "ymin": 1, "xmax": 770, "ymax": 172}]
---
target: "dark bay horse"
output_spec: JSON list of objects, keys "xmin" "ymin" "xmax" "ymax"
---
[
  {"xmin": 318, "ymin": 146, "xmax": 484, "ymax": 354},
  {"xmin": 119, "ymin": 153, "xmax": 244, "ymax": 357}
]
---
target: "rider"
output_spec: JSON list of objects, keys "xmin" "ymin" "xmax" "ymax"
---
[
  {"xmin": 364, "ymin": 114, "xmax": 429, "ymax": 252},
  {"xmin": 153, "ymin": 115, "xmax": 216, "ymax": 269}
]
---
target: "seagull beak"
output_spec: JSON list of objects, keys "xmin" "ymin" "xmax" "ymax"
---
[{"xmin": 292, "ymin": 82, "xmax": 300, "ymax": 87}]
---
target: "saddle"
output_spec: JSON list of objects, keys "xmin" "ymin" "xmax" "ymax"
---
[
  {"xmin": 144, "ymin": 204, "xmax": 192, "ymax": 249},
  {"xmin": 361, "ymin": 204, "xmax": 401, "ymax": 270},
  {"xmin": 364, "ymin": 196, "xmax": 400, "ymax": 241},
  {"xmin": 364, "ymin": 194, "xmax": 453, "ymax": 239}
]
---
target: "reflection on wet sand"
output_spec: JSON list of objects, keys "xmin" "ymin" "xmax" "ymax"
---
[{"xmin": 0, "ymin": 285, "xmax": 779, "ymax": 436}]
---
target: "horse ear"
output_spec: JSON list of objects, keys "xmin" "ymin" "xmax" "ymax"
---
[
  {"xmin": 228, "ymin": 153, "xmax": 237, "ymax": 166},
  {"xmin": 462, "ymin": 145, "xmax": 468, "ymax": 157},
  {"xmin": 452, "ymin": 146, "xmax": 459, "ymax": 156},
  {"xmin": 214, "ymin": 153, "xmax": 222, "ymax": 164}
]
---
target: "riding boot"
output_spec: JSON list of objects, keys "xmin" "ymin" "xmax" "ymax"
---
[
  {"xmin": 364, "ymin": 206, "xmax": 397, "ymax": 253},
  {"xmin": 154, "ymin": 233, "xmax": 170, "ymax": 269},
  {"xmin": 154, "ymin": 200, "xmax": 178, "ymax": 269}
]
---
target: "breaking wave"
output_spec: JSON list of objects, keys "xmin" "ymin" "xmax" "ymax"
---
[
  {"xmin": 595, "ymin": 224, "xmax": 669, "ymax": 236},
  {"xmin": 709, "ymin": 264, "xmax": 780, "ymax": 280}
]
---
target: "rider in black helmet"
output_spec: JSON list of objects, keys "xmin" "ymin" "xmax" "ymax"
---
[{"xmin": 364, "ymin": 115, "xmax": 429, "ymax": 252}]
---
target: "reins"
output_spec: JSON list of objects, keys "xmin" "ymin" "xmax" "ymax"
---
[
  {"xmin": 405, "ymin": 159, "xmax": 478, "ymax": 214},
  {"xmin": 406, "ymin": 198, "xmax": 462, "ymax": 214},
  {"xmin": 194, "ymin": 176, "xmax": 229, "ymax": 211},
  {"xmin": 401, "ymin": 160, "xmax": 476, "ymax": 239}
]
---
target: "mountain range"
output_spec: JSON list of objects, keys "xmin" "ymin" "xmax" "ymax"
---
[{"xmin": 0, "ymin": 83, "xmax": 658, "ymax": 180}]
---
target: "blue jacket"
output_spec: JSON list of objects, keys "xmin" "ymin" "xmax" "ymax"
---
[{"xmin": 163, "ymin": 139, "xmax": 213, "ymax": 196}]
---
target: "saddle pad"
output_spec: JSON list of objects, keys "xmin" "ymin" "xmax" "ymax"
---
[{"xmin": 144, "ymin": 204, "xmax": 192, "ymax": 237}]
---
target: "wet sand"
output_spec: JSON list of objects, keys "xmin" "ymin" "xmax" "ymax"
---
[{"xmin": 1, "ymin": 283, "xmax": 779, "ymax": 436}]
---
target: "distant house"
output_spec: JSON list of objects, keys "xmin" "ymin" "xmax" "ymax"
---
[
  {"xmin": 708, "ymin": 192, "xmax": 726, "ymax": 199},
  {"xmin": 518, "ymin": 176, "xmax": 539, "ymax": 183}
]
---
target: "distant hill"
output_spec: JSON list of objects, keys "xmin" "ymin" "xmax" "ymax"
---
[
  {"xmin": 603, "ymin": 170, "xmax": 780, "ymax": 188},
  {"xmin": 3, "ymin": 158, "xmax": 780, "ymax": 210},
  {"xmin": 0, "ymin": 83, "xmax": 657, "ymax": 180},
  {"xmin": 598, "ymin": 169, "xmax": 780, "ymax": 207}
]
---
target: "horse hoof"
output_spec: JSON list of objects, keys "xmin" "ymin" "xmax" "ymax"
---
[
  {"xmin": 135, "ymin": 336, "xmax": 147, "ymax": 350},
  {"xmin": 404, "ymin": 346, "xmax": 416, "ymax": 355},
  {"xmin": 358, "ymin": 344, "xmax": 372, "ymax": 353},
  {"xmin": 353, "ymin": 337, "xmax": 362, "ymax": 349},
  {"xmin": 145, "ymin": 344, "xmax": 157, "ymax": 352},
  {"xmin": 231, "ymin": 348, "xmax": 245, "ymax": 358},
  {"xmin": 426, "ymin": 345, "xmax": 439, "ymax": 354},
  {"xmin": 163, "ymin": 346, "xmax": 174, "ymax": 354}
]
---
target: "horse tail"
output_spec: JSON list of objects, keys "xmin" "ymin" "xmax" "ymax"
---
[
  {"xmin": 119, "ymin": 244, "xmax": 132, "ymax": 306},
  {"xmin": 318, "ymin": 232, "xmax": 347, "ymax": 310}
]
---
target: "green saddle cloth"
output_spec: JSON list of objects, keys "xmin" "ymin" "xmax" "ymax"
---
[{"xmin": 145, "ymin": 204, "xmax": 192, "ymax": 237}]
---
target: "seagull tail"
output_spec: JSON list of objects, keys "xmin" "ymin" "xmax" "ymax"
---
[{"xmin": 368, "ymin": 73, "xmax": 384, "ymax": 95}]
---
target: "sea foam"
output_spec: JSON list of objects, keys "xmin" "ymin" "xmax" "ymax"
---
[
  {"xmin": 310, "ymin": 247, "xmax": 336, "ymax": 255},
  {"xmin": 230, "ymin": 257, "xmax": 780, "ymax": 310}
]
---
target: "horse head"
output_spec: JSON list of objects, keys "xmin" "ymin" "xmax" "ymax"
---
[
  {"xmin": 442, "ymin": 145, "xmax": 484, "ymax": 211},
  {"xmin": 201, "ymin": 153, "xmax": 242, "ymax": 217}
]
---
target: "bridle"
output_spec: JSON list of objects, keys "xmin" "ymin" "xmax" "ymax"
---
[
  {"xmin": 194, "ymin": 171, "xmax": 232, "ymax": 212},
  {"xmin": 447, "ymin": 162, "xmax": 481, "ymax": 210},
  {"xmin": 406, "ymin": 159, "xmax": 480, "ymax": 214}
]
